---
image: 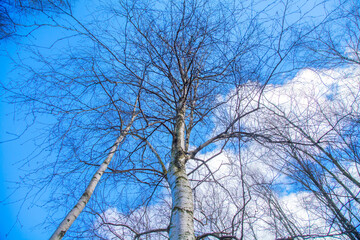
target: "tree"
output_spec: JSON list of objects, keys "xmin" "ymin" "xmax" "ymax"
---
[{"xmin": 4, "ymin": 0, "xmax": 343, "ymax": 239}]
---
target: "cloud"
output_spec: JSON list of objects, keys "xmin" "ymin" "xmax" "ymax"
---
[{"xmin": 95, "ymin": 200, "xmax": 171, "ymax": 239}]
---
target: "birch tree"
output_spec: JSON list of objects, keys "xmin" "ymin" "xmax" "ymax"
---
[
  {"xmin": 4, "ymin": 0, "xmax": 336, "ymax": 239},
  {"xmin": 96, "ymin": 0, "xmax": 315, "ymax": 238}
]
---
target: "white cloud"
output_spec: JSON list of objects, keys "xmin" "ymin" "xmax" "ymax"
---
[{"xmin": 95, "ymin": 199, "xmax": 171, "ymax": 239}]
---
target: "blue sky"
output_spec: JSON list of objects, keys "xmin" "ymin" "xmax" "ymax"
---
[
  {"xmin": 0, "ymin": 44, "xmax": 48, "ymax": 239},
  {"xmin": 0, "ymin": 1, "xmax": 348, "ymax": 239},
  {"xmin": 0, "ymin": 2, "xmax": 95, "ymax": 239}
]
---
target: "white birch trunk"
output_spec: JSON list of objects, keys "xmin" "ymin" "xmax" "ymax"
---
[
  {"xmin": 167, "ymin": 103, "xmax": 195, "ymax": 240},
  {"xmin": 49, "ymin": 116, "xmax": 135, "ymax": 240},
  {"xmin": 167, "ymin": 162, "xmax": 195, "ymax": 239}
]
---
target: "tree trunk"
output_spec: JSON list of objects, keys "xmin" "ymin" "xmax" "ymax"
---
[
  {"xmin": 167, "ymin": 102, "xmax": 195, "ymax": 240},
  {"xmin": 167, "ymin": 161, "xmax": 195, "ymax": 239},
  {"xmin": 49, "ymin": 115, "xmax": 135, "ymax": 240}
]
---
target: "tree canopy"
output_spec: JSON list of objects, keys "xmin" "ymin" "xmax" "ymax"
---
[{"xmin": 2, "ymin": 0, "xmax": 360, "ymax": 239}]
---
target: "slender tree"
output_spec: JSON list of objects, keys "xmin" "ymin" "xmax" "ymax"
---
[{"xmin": 4, "ymin": 0, "xmax": 341, "ymax": 239}]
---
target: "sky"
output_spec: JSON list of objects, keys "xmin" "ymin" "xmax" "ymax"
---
[
  {"xmin": 0, "ymin": 44, "xmax": 49, "ymax": 239},
  {"xmin": 95, "ymin": 64, "xmax": 360, "ymax": 239},
  {"xmin": 0, "ymin": 2, "xmax": 90, "ymax": 238},
  {"xmin": 0, "ymin": 0, "xmax": 356, "ymax": 239},
  {"xmin": 0, "ymin": 50, "xmax": 47, "ymax": 240}
]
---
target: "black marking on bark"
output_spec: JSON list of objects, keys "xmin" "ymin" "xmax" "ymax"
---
[
  {"xmin": 59, "ymin": 230, "xmax": 66, "ymax": 238},
  {"xmin": 173, "ymin": 206, "xmax": 193, "ymax": 215},
  {"xmin": 175, "ymin": 176, "xmax": 188, "ymax": 184},
  {"xmin": 82, "ymin": 192, "xmax": 90, "ymax": 198}
]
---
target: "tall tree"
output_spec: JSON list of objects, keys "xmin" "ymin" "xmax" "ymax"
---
[{"xmin": 4, "ymin": 0, "xmax": 338, "ymax": 239}]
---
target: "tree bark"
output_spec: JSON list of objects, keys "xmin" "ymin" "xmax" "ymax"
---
[
  {"xmin": 167, "ymin": 102, "xmax": 195, "ymax": 240},
  {"xmin": 49, "ymin": 115, "xmax": 136, "ymax": 240},
  {"xmin": 167, "ymin": 162, "xmax": 195, "ymax": 239}
]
